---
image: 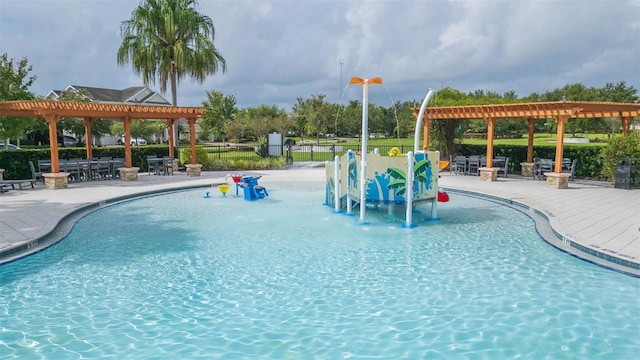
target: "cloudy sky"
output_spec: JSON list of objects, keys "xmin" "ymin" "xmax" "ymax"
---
[{"xmin": 1, "ymin": 0, "xmax": 639, "ymax": 110}]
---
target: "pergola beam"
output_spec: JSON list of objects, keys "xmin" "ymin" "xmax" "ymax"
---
[
  {"xmin": 416, "ymin": 101, "xmax": 640, "ymax": 120},
  {"xmin": 0, "ymin": 100, "xmax": 203, "ymax": 120}
]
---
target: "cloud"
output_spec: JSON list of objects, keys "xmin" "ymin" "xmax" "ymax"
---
[{"xmin": 1, "ymin": 0, "xmax": 638, "ymax": 110}]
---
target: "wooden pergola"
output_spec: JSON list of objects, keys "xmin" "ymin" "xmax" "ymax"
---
[
  {"xmin": 0, "ymin": 100, "xmax": 204, "ymax": 184},
  {"xmin": 415, "ymin": 101, "xmax": 640, "ymax": 181}
]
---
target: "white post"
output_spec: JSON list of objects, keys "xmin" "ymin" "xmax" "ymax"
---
[
  {"xmin": 346, "ymin": 150, "xmax": 353, "ymax": 215},
  {"xmin": 431, "ymin": 150, "xmax": 440, "ymax": 220},
  {"xmin": 413, "ymin": 89, "xmax": 435, "ymax": 153},
  {"xmin": 334, "ymin": 155, "xmax": 340, "ymax": 212},
  {"xmin": 359, "ymin": 82, "xmax": 370, "ymax": 223},
  {"xmin": 405, "ymin": 151, "xmax": 414, "ymax": 227}
]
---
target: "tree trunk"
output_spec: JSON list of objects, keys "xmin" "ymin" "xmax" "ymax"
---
[{"xmin": 170, "ymin": 60, "xmax": 178, "ymax": 147}]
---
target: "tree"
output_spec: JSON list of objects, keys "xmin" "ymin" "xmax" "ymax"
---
[
  {"xmin": 390, "ymin": 100, "xmax": 419, "ymax": 138},
  {"xmin": 200, "ymin": 90, "xmax": 237, "ymax": 142},
  {"xmin": 54, "ymin": 89, "xmax": 114, "ymax": 144},
  {"xmin": 340, "ymin": 100, "xmax": 363, "ymax": 137},
  {"xmin": 0, "ymin": 53, "xmax": 37, "ymax": 149},
  {"xmin": 292, "ymin": 94, "xmax": 335, "ymax": 143},
  {"xmin": 243, "ymin": 105, "xmax": 288, "ymax": 143},
  {"xmin": 110, "ymin": 119, "xmax": 165, "ymax": 141},
  {"xmin": 117, "ymin": 0, "xmax": 226, "ymax": 144},
  {"xmin": 428, "ymin": 88, "xmax": 468, "ymax": 156},
  {"xmin": 291, "ymin": 98, "xmax": 309, "ymax": 141}
]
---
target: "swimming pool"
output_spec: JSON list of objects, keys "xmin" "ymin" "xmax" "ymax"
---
[{"xmin": 1, "ymin": 183, "xmax": 638, "ymax": 359}]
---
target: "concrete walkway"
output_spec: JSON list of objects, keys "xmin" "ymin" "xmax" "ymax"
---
[{"xmin": 0, "ymin": 167, "xmax": 638, "ymax": 276}]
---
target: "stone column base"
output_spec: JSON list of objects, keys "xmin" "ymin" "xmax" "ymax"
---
[
  {"xmin": 43, "ymin": 172, "xmax": 69, "ymax": 190},
  {"xmin": 545, "ymin": 172, "xmax": 570, "ymax": 189},
  {"xmin": 185, "ymin": 164, "xmax": 203, "ymax": 177},
  {"xmin": 521, "ymin": 162, "xmax": 535, "ymax": 178},
  {"xmin": 0, "ymin": 168, "xmax": 4, "ymax": 181},
  {"xmin": 118, "ymin": 167, "xmax": 140, "ymax": 181},
  {"xmin": 479, "ymin": 167, "xmax": 499, "ymax": 181}
]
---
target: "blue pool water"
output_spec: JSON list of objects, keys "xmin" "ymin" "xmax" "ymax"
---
[{"xmin": 0, "ymin": 183, "xmax": 638, "ymax": 359}]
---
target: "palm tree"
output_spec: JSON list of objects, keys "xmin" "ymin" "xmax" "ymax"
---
[
  {"xmin": 117, "ymin": 0, "xmax": 226, "ymax": 144},
  {"xmin": 386, "ymin": 159, "xmax": 431, "ymax": 197}
]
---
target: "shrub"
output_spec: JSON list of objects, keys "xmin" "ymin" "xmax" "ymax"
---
[
  {"xmin": 180, "ymin": 147, "xmax": 211, "ymax": 167},
  {"xmin": 205, "ymin": 157, "xmax": 285, "ymax": 171},
  {"xmin": 599, "ymin": 132, "xmax": 640, "ymax": 183}
]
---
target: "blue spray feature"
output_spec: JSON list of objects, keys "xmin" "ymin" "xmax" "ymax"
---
[
  {"xmin": 236, "ymin": 176, "xmax": 269, "ymax": 201},
  {"xmin": 324, "ymin": 178, "xmax": 335, "ymax": 207},
  {"xmin": 203, "ymin": 192, "xmax": 211, "ymax": 198},
  {"xmin": 347, "ymin": 152, "xmax": 357, "ymax": 189}
]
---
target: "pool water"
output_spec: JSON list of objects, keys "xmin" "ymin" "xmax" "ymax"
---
[{"xmin": 0, "ymin": 183, "xmax": 638, "ymax": 359}]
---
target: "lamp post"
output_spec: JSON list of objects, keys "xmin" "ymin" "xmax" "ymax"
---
[
  {"xmin": 339, "ymin": 59, "xmax": 344, "ymax": 99},
  {"xmin": 349, "ymin": 76, "xmax": 383, "ymax": 222},
  {"xmin": 337, "ymin": 59, "xmax": 344, "ymax": 136}
]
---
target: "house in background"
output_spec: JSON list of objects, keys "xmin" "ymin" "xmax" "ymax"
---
[{"xmin": 46, "ymin": 85, "xmax": 182, "ymax": 145}]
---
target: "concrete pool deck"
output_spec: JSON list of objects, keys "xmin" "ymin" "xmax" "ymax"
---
[{"xmin": 0, "ymin": 166, "xmax": 638, "ymax": 276}]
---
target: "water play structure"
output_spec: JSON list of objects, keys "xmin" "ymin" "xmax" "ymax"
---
[
  {"xmin": 228, "ymin": 174, "xmax": 269, "ymax": 201},
  {"xmin": 325, "ymin": 79, "xmax": 447, "ymax": 227}
]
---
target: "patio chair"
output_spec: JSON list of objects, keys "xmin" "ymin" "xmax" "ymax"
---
[
  {"xmin": 162, "ymin": 157, "xmax": 175, "ymax": 175},
  {"xmin": 37, "ymin": 159, "xmax": 51, "ymax": 173},
  {"xmin": 449, "ymin": 155, "xmax": 455, "ymax": 173},
  {"xmin": 454, "ymin": 156, "xmax": 467, "ymax": 175},
  {"xmin": 147, "ymin": 155, "xmax": 159, "ymax": 175},
  {"xmin": 97, "ymin": 159, "xmax": 112, "ymax": 180},
  {"xmin": 0, "ymin": 164, "xmax": 38, "ymax": 193},
  {"xmin": 467, "ymin": 155, "xmax": 481, "ymax": 175},
  {"xmin": 111, "ymin": 158, "xmax": 125, "ymax": 179},
  {"xmin": 562, "ymin": 159, "xmax": 577, "ymax": 182},
  {"xmin": 0, "ymin": 178, "xmax": 36, "ymax": 193},
  {"xmin": 495, "ymin": 156, "xmax": 509, "ymax": 178},
  {"xmin": 537, "ymin": 158, "xmax": 554, "ymax": 180},
  {"xmin": 29, "ymin": 161, "xmax": 44, "ymax": 183},
  {"xmin": 62, "ymin": 159, "xmax": 82, "ymax": 182}
]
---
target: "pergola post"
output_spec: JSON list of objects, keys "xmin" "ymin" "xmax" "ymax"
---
[
  {"xmin": 479, "ymin": 117, "xmax": 499, "ymax": 181},
  {"xmin": 185, "ymin": 118, "xmax": 202, "ymax": 177},
  {"xmin": 167, "ymin": 119, "xmax": 175, "ymax": 158},
  {"xmin": 554, "ymin": 114, "xmax": 570, "ymax": 173},
  {"xmin": 118, "ymin": 116, "xmax": 139, "ymax": 181},
  {"xmin": 84, "ymin": 117, "xmax": 93, "ymax": 159},
  {"xmin": 485, "ymin": 117, "xmax": 496, "ymax": 168},
  {"xmin": 189, "ymin": 118, "xmax": 197, "ymax": 164},
  {"xmin": 42, "ymin": 114, "xmax": 69, "ymax": 190},
  {"xmin": 520, "ymin": 118, "xmax": 537, "ymax": 178},
  {"xmin": 621, "ymin": 116, "xmax": 631, "ymax": 136},
  {"xmin": 122, "ymin": 116, "xmax": 132, "ymax": 168},
  {"xmin": 45, "ymin": 114, "xmax": 60, "ymax": 173},
  {"xmin": 526, "ymin": 118, "xmax": 536, "ymax": 163},
  {"xmin": 422, "ymin": 117, "xmax": 432, "ymax": 150},
  {"xmin": 545, "ymin": 114, "xmax": 571, "ymax": 189}
]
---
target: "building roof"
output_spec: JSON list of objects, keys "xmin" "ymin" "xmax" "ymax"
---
[{"xmin": 46, "ymin": 85, "xmax": 171, "ymax": 106}]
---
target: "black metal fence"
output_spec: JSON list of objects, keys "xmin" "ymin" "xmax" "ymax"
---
[{"xmin": 199, "ymin": 144, "xmax": 420, "ymax": 164}]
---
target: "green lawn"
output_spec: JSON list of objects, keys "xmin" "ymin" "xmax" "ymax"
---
[
  {"xmin": 462, "ymin": 133, "xmax": 608, "ymax": 147},
  {"xmin": 295, "ymin": 134, "xmax": 612, "ymax": 148}
]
